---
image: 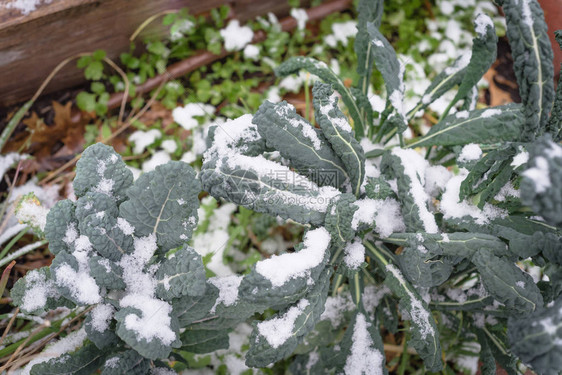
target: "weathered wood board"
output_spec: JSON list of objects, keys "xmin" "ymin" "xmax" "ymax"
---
[{"xmin": 0, "ymin": 0, "xmax": 303, "ymax": 107}]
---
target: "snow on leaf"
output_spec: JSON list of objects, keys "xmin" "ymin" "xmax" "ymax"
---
[
  {"xmin": 73, "ymin": 143, "xmax": 133, "ymax": 203},
  {"xmin": 313, "ymin": 83, "xmax": 366, "ymax": 196},
  {"xmin": 408, "ymin": 104, "xmax": 524, "ymax": 148},
  {"xmin": 155, "ymin": 245, "xmax": 206, "ymax": 301},
  {"xmin": 246, "ymin": 268, "xmax": 331, "ymax": 367},
  {"xmin": 253, "ymin": 100, "xmax": 348, "ymax": 190},
  {"xmin": 275, "ymin": 56, "xmax": 368, "ymax": 138}
]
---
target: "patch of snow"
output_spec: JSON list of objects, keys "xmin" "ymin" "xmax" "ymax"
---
[
  {"xmin": 511, "ymin": 150, "xmax": 529, "ymax": 168},
  {"xmin": 90, "ymin": 304, "xmax": 114, "ymax": 332},
  {"xmin": 142, "ymin": 151, "xmax": 171, "ymax": 173},
  {"xmin": 321, "ymin": 293, "xmax": 355, "ymax": 327},
  {"xmin": 129, "ymin": 129, "xmax": 162, "ymax": 154},
  {"xmin": 343, "ymin": 313, "xmax": 385, "ymax": 375},
  {"xmin": 116, "ymin": 217, "xmax": 135, "ymax": 235},
  {"xmin": 344, "ymin": 240, "xmax": 365, "ymax": 270},
  {"xmin": 523, "ymin": 156, "xmax": 551, "ymax": 193},
  {"xmin": 257, "ymin": 299, "xmax": 309, "ymax": 348},
  {"xmin": 474, "ymin": 13, "xmax": 493, "ymax": 36},
  {"xmin": 220, "ymin": 20, "xmax": 254, "ymax": 51},
  {"xmin": 480, "ymin": 108, "xmax": 501, "ymax": 118},
  {"xmin": 20, "ymin": 269, "xmax": 58, "ymax": 312},
  {"xmin": 161, "ymin": 139, "xmax": 177, "ymax": 154},
  {"xmin": 243, "ymin": 44, "xmax": 260, "ymax": 60},
  {"xmin": 290, "ymin": 8, "xmax": 308, "ymax": 30},
  {"xmin": 0, "ymin": 153, "xmax": 27, "ymax": 181},
  {"xmin": 325, "ymin": 21, "xmax": 357, "ymax": 47},
  {"xmin": 120, "ymin": 294, "xmax": 177, "ymax": 345},
  {"xmin": 173, "ymin": 103, "xmax": 215, "ymax": 130},
  {"xmin": 2, "ymin": 0, "xmax": 51, "ymax": 15},
  {"xmin": 458, "ymin": 144, "xmax": 482, "ymax": 163},
  {"xmin": 391, "ymin": 148, "xmax": 439, "ymax": 233},
  {"xmin": 209, "ymin": 275, "xmax": 243, "ymax": 313},
  {"xmin": 441, "ymin": 169, "xmax": 507, "ymax": 224},
  {"xmin": 351, "ymin": 198, "xmax": 405, "ymax": 237},
  {"xmin": 193, "ymin": 201, "xmax": 237, "ymax": 276},
  {"xmin": 255, "ymin": 227, "xmax": 331, "ymax": 287}
]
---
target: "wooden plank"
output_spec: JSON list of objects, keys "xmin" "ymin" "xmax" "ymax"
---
[{"xmin": 0, "ymin": 0, "xmax": 302, "ymax": 108}]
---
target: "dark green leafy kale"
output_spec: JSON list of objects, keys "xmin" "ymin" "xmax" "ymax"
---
[{"xmin": 12, "ymin": 143, "xmax": 205, "ymax": 370}]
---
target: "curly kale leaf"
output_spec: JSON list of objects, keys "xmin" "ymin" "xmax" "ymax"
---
[
  {"xmin": 409, "ymin": 55, "xmax": 470, "ymax": 117},
  {"xmin": 324, "ymin": 194, "xmax": 359, "ymax": 248},
  {"xmin": 201, "ymin": 155, "xmax": 340, "ymax": 226},
  {"xmin": 100, "ymin": 350, "xmax": 151, "ymax": 375},
  {"xmin": 172, "ymin": 282, "xmax": 220, "ymax": 327},
  {"xmin": 383, "ymin": 262, "xmax": 443, "ymax": 371},
  {"xmin": 88, "ymin": 256, "xmax": 126, "ymax": 290},
  {"xmin": 239, "ymin": 228, "xmax": 332, "ymax": 308},
  {"xmin": 381, "ymin": 148, "xmax": 438, "ymax": 233},
  {"xmin": 364, "ymin": 176, "xmax": 397, "ymax": 200},
  {"xmin": 155, "ymin": 244, "xmax": 206, "ymax": 301},
  {"xmin": 459, "ymin": 144, "xmax": 517, "ymax": 203},
  {"xmin": 44, "ymin": 200, "xmax": 78, "ymax": 255},
  {"xmin": 355, "ymin": 0, "xmax": 383, "ymax": 125},
  {"xmin": 30, "ymin": 342, "xmax": 107, "ymax": 375},
  {"xmin": 397, "ymin": 247, "xmax": 454, "ymax": 287},
  {"xmin": 119, "ymin": 161, "xmax": 200, "ymax": 252},
  {"xmin": 80, "ymin": 213, "xmax": 134, "ymax": 261},
  {"xmin": 73, "ymin": 143, "xmax": 133, "ymax": 203},
  {"xmin": 180, "ymin": 329, "xmax": 230, "ymax": 354},
  {"xmin": 547, "ymin": 30, "xmax": 562, "ymax": 140},
  {"xmin": 386, "ymin": 232, "xmax": 508, "ymax": 259},
  {"xmin": 114, "ymin": 298, "xmax": 181, "ymax": 360},
  {"xmin": 75, "ymin": 192, "xmax": 119, "ymax": 223}
]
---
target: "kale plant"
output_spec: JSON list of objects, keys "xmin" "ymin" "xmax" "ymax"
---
[
  {"xmin": 11, "ymin": 143, "xmax": 204, "ymax": 373},
  {"xmin": 9, "ymin": 0, "xmax": 562, "ymax": 373},
  {"xmin": 197, "ymin": 0, "xmax": 562, "ymax": 373}
]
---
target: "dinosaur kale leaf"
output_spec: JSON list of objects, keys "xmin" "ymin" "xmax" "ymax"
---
[
  {"xmin": 253, "ymin": 100, "xmax": 348, "ymax": 190},
  {"xmin": 409, "ymin": 104, "xmax": 524, "ymax": 148},
  {"xmin": 521, "ymin": 136, "xmax": 562, "ymax": 226},
  {"xmin": 502, "ymin": 0, "xmax": 554, "ymax": 140},
  {"xmin": 313, "ymin": 83, "xmax": 365, "ymax": 196},
  {"xmin": 275, "ymin": 56, "xmax": 368, "ymax": 137},
  {"xmin": 508, "ymin": 295, "xmax": 562, "ymax": 375},
  {"xmin": 245, "ymin": 268, "xmax": 331, "ymax": 367}
]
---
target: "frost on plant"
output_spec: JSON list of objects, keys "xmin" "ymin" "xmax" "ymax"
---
[
  {"xmin": 8, "ymin": 0, "xmax": 562, "ymax": 373},
  {"xmin": 11, "ymin": 143, "xmax": 205, "ymax": 371}
]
